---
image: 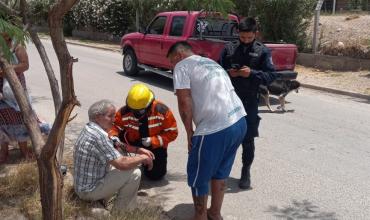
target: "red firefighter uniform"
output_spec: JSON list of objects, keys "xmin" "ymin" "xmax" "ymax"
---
[{"xmin": 109, "ymin": 99, "xmax": 178, "ymax": 180}]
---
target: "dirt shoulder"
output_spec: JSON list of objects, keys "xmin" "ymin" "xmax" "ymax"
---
[{"xmin": 296, "ymin": 65, "xmax": 370, "ymax": 96}]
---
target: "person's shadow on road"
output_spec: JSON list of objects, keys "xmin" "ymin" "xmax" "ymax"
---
[
  {"xmin": 225, "ymin": 177, "xmax": 253, "ymax": 193},
  {"xmin": 166, "ymin": 203, "xmax": 194, "ymax": 220},
  {"xmin": 116, "ymin": 70, "xmax": 174, "ymax": 92}
]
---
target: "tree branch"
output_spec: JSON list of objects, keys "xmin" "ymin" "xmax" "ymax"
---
[{"xmin": 19, "ymin": 0, "xmax": 62, "ymax": 115}]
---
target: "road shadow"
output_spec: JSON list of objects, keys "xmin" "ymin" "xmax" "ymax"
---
[
  {"xmin": 30, "ymin": 95, "xmax": 51, "ymax": 104},
  {"xmin": 116, "ymin": 70, "xmax": 173, "ymax": 92},
  {"xmin": 355, "ymin": 97, "xmax": 370, "ymax": 104},
  {"xmin": 258, "ymin": 97, "xmax": 296, "ymax": 114},
  {"xmin": 266, "ymin": 200, "xmax": 338, "ymax": 220},
  {"xmin": 166, "ymin": 203, "xmax": 194, "ymax": 220},
  {"xmin": 0, "ymin": 146, "xmax": 36, "ymax": 167},
  {"xmin": 259, "ymin": 109, "xmax": 295, "ymax": 114},
  {"xmin": 225, "ymin": 177, "xmax": 253, "ymax": 193},
  {"xmin": 139, "ymin": 175, "xmax": 170, "ymax": 190},
  {"xmin": 139, "ymin": 171, "xmax": 187, "ymax": 190}
]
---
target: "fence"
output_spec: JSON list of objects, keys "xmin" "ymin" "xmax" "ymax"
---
[
  {"xmin": 321, "ymin": 0, "xmax": 370, "ymax": 13},
  {"xmin": 308, "ymin": 0, "xmax": 370, "ymax": 59}
]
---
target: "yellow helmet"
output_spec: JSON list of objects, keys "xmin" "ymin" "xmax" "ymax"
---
[{"xmin": 126, "ymin": 84, "xmax": 154, "ymax": 110}]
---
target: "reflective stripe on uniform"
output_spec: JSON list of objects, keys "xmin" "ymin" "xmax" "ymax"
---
[
  {"xmin": 148, "ymin": 123, "xmax": 162, "ymax": 128},
  {"xmin": 164, "ymin": 127, "xmax": 177, "ymax": 131},
  {"xmin": 122, "ymin": 116, "xmax": 138, "ymax": 121},
  {"xmin": 157, "ymin": 135, "xmax": 163, "ymax": 146},
  {"xmin": 123, "ymin": 124, "xmax": 139, "ymax": 130},
  {"xmin": 148, "ymin": 116, "xmax": 164, "ymax": 121}
]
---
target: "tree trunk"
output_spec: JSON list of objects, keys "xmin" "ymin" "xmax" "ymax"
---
[
  {"xmin": 1, "ymin": 0, "xmax": 79, "ymax": 219},
  {"xmin": 36, "ymin": 1, "xmax": 79, "ymax": 219},
  {"xmin": 19, "ymin": 0, "xmax": 65, "ymax": 163}
]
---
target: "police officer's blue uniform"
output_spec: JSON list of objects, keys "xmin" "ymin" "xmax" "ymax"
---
[{"xmin": 220, "ymin": 39, "xmax": 276, "ymax": 188}]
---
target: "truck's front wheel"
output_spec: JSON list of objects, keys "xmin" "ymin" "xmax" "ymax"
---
[{"xmin": 123, "ymin": 49, "xmax": 139, "ymax": 76}]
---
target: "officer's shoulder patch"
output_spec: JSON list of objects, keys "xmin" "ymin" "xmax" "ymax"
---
[{"xmin": 155, "ymin": 102, "xmax": 169, "ymax": 114}]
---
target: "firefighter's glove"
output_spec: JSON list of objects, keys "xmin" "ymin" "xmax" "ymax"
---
[{"xmin": 141, "ymin": 137, "xmax": 152, "ymax": 147}]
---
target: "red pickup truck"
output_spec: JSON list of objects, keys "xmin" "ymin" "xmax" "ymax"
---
[{"xmin": 120, "ymin": 11, "xmax": 298, "ymax": 79}]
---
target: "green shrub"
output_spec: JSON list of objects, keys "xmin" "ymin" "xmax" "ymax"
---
[
  {"xmin": 71, "ymin": 0, "xmax": 134, "ymax": 36},
  {"xmin": 254, "ymin": 0, "xmax": 316, "ymax": 51},
  {"xmin": 28, "ymin": 0, "xmax": 49, "ymax": 26}
]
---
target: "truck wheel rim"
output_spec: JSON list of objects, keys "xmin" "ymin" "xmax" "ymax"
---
[{"xmin": 125, "ymin": 55, "xmax": 133, "ymax": 70}]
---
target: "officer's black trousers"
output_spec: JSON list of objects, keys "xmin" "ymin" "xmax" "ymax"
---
[
  {"xmin": 241, "ymin": 137, "xmax": 255, "ymax": 167},
  {"xmin": 143, "ymin": 147, "xmax": 167, "ymax": 180}
]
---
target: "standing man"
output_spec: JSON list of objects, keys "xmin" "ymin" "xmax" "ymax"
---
[
  {"xmin": 220, "ymin": 17, "xmax": 276, "ymax": 189},
  {"xmin": 74, "ymin": 100, "xmax": 154, "ymax": 213},
  {"xmin": 167, "ymin": 41, "xmax": 247, "ymax": 220},
  {"xmin": 109, "ymin": 84, "xmax": 178, "ymax": 180}
]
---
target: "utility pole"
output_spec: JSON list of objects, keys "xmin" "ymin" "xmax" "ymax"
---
[
  {"xmin": 313, "ymin": 0, "xmax": 324, "ymax": 54},
  {"xmin": 332, "ymin": 0, "xmax": 337, "ymax": 14}
]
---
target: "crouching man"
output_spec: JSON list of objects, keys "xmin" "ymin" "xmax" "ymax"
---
[
  {"xmin": 109, "ymin": 84, "xmax": 178, "ymax": 180},
  {"xmin": 73, "ymin": 100, "xmax": 154, "ymax": 213}
]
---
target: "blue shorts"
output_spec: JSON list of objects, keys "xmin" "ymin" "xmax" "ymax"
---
[{"xmin": 187, "ymin": 118, "xmax": 247, "ymax": 196}]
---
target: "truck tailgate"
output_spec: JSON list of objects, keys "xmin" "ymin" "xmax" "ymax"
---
[{"xmin": 265, "ymin": 43, "xmax": 297, "ymax": 71}]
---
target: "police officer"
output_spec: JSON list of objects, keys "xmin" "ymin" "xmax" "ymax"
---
[{"xmin": 220, "ymin": 17, "xmax": 276, "ymax": 189}]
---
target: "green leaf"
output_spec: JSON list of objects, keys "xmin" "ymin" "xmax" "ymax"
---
[{"xmin": 0, "ymin": 18, "xmax": 29, "ymax": 61}]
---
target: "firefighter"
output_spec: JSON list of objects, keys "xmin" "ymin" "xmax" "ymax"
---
[
  {"xmin": 109, "ymin": 84, "xmax": 178, "ymax": 180},
  {"xmin": 220, "ymin": 17, "xmax": 277, "ymax": 189}
]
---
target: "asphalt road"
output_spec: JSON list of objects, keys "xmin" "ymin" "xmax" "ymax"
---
[{"xmin": 26, "ymin": 40, "xmax": 370, "ymax": 220}]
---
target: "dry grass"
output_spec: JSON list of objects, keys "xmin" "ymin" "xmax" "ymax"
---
[
  {"xmin": 0, "ymin": 162, "xmax": 167, "ymax": 219},
  {"xmin": 109, "ymin": 206, "xmax": 166, "ymax": 220},
  {"xmin": 308, "ymin": 14, "xmax": 370, "ymax": 59},
  {"xmin": 0, "ymin": 162, "xmax": 39, "ymax": 198},
  {"xmin": 320, "ymin": 39, "xmax": 370, "ymax": 59},
  {"xmin": 364, "ymin": 88, "xmax": 370, "ymax": 95}
]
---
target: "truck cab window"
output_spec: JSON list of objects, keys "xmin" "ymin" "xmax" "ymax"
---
[
  {"xmin": 148, "ymin": 16, "xmax": 167, "ymax": 35},
  {"xmin": 194, "ymin": 18, "xmax": 238, "ymax": 39},
  {"xmin": 169, "ymin": 16, "xmax": 186, "ymax": 37}
]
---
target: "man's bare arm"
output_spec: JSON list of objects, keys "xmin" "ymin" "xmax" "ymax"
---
[
  {"xmin": 110, "ymin": 154, "xmax": 153, "ymax": 170},
  {"xmin": 176, "ymin": 89, "xmax": 194, "ymax": 150}
]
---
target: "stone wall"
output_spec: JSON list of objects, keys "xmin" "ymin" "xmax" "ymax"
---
[{"xmin": 297, "ymin": 53, "xmax": 370, "ymax": 71}]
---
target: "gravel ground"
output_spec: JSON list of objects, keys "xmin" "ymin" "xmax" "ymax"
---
[
  {"xmin": 318, "ymin": 14, "xmax": 370, "ymax": 45},
  {"xmin": 296, "ymin": 65, "xmax": 370, "ymax": 96}
]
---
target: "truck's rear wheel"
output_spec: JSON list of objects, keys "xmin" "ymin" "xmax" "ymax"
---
[{"xmin": 123, "ymin": 49, "xmax": 139, "ymax": 76}]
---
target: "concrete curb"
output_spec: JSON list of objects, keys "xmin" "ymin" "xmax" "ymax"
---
[
  {"xmin": 39, "ymin": 36, "xmax": 121, "ymax": 53},
  {"xmin": 39, "ymin": 36, "xmax": 370, "ymax": 101},
  {"xmin": 65, "ymin": 40, "xmax": 121, "ymax": 53},
  {"xmin": 301, "ymin": 84, "xmax": 370, "ymax": 101}
]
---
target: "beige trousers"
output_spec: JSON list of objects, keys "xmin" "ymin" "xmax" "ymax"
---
[{"xmin": 77, "ymin": 168, "xmax": 141, "ymax": 213}]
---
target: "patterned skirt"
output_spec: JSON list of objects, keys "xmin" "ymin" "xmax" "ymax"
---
[{"xmin": 0, "ymin": 100, "xmax": 50, "ymax": 144}]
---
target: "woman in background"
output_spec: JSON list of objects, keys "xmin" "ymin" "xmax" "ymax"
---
[{"xmin": 0, "ymin": 32, "xmax": 49, "ymax": 163}]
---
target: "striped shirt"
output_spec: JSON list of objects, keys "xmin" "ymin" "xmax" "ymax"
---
[{"xmin": 73, "ymin": 122, "xmax": 121, "ymax": 193}]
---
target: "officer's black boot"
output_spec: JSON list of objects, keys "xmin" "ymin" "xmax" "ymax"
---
[{"xmin": 239, "ymin": 165, "xmax": 251, "ymax": 189}]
